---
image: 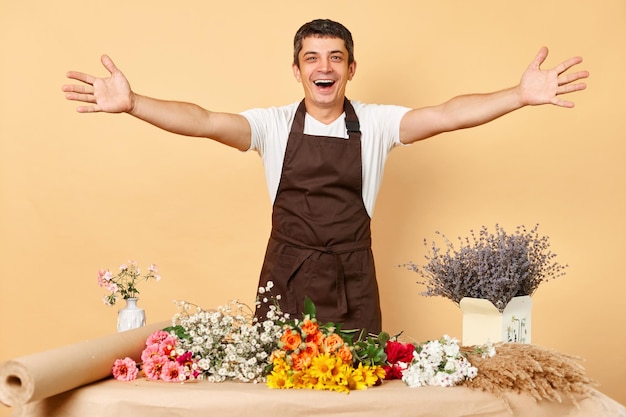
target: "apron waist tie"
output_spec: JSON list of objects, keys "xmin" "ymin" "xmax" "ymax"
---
[{"xmin": 270, "ymin": 229, "xmax": 371, "ymax": 316}]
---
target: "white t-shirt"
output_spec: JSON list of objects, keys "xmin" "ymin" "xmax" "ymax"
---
[{"xmin": 241, "ymin": 100, "xmax": 411, "ymax": 217}]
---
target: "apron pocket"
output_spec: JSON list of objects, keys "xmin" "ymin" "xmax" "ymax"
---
[{"xmin": 295, "ymin": 258, "xmax": 364, "ymax": 324}]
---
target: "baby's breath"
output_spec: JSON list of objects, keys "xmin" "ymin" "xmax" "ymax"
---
[{"xmin": 167, "ymin": 283, "xmax": 287, "ymax": 383}]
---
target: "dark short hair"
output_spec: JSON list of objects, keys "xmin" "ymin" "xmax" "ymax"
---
[{"xmin": 293, "ymin": 19, "xmax": 355, "ymax": 67}]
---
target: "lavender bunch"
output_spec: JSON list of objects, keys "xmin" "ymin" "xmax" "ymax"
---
[{"xmin": 405, "ymin": 224, "xmax": 567, "ymax": 312}]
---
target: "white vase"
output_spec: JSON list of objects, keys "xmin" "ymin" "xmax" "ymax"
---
[
  {"xmin": 459, "ymin": 295, "xmax": 532, "ymax": 345},
  {"xmin": 117, "ymin": 297, "xmax": 146, "ymax": 332}
]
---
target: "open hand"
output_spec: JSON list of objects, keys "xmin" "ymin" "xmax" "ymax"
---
[
  {"xmin": 62, "ymin": 55, "xmax": 133, "ymax": 113},
  {"xmin": 519, "ymin": 47, "xmax": 589, "ymax": 108}
]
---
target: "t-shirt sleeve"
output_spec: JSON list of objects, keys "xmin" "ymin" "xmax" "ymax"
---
[
  {"xmin": 240, "ymin": 107, "xmax": 269, "ymax": 154},
  {"xmin": 378, "ymin": 104, "xmax": 411, "ymax": 149}
]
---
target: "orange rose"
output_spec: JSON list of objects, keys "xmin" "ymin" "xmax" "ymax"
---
[
  {"xmin": 291, "ymin": 351, "xmax": 312, "ymax": 371},
  {"xmin": 280, "ymin": 329, "xmax": 302, "ymax": 351},
  {"xmin": 306, "ymin": 330, "xmax": 324, "ymax": 346},
  {"xmin": 336, "ymin": 345, "xmax": 353, "ymax": 363},
  {"xmin": 300, "ymin": 319, "xmax": 319, "ymax": 336},
  {"xmin": 322, "ymin": 333, "xmax": 344, "ymax": 354},
  {"xmin": 301, "ymin": 341, "xmax": 320, "ymax": 360}
]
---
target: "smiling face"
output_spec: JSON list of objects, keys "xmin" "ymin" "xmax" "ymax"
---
[{"xmin": 292, "ymin": 35, "xmax": 357, "ymax": 121}]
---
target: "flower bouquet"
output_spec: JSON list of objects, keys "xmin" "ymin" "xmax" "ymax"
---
[
  {"xmin": 405, "ymin": 224, "xmax": 567, "ymax": 312},
  {"xmin": 98, "ymin": 260, "xmax": 160, "ymax": 306},
  {"xmin": 404, "ymin": 224, "xmax": 568, "ymax": 344},
  {"xmin": 265, "ymin": 297, "xmax": 388, "ymax": 392},
  {"xmin": 112, "ymin": 296, "xmax": 282, "ymax": 382}
]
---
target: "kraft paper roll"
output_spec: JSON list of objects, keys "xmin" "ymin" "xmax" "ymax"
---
[{"xmin": 0, "ymin": 321, "xmax": 169, "ymax": 407}]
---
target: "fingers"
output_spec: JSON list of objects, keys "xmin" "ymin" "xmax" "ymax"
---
[
  {"xmin": 61, "ymin": 82, "xmax": 95, "ymax": 103},
  {"xmin": 76, "ymin": 105, "xmax": 102, "ymax": 113},
  {"xmin": 64, "ymin": 54, "xmax": 118, "ymax": 84},
  {"xmin": 62, "ymin": 83, "xmax": 93, "ymax": 94},
  {"xmin": 62, "ymin": 83, "xmax": 100, "ymax": 113},
  {"xmin": 557, "ymin": 81, "xmax": 587, "ymax": 95},
  {"xmin": 558, "ymin": 70, "xmax": 589, "ymax": 88},
  {"xmin": 62, "ymin": 55, "xmax": 118, "ymax": 113},
  {"xmin": 552, "ymin": 79, "xmax": 587, "ymax": 108},
  {"xmin": 101, "ymin": 54, "xmax": 119, "ymax": 75},
  {"xmin": 532, "ymin": 46, "xmax": 587, "ymax": 79},
  {"xmin": 64, "ymin": 91, "xmax": 96, "ymax": 103},
  {"xmin": 551, "ymin": 98, "xmax": 575, "ymax": 108},
  {"xmin": 554, "ymin": 56, "xmax": 584, "ymax": 75},
  {"xmin": 529, "ymin": 46, "xmax": 549, "ymax": 69},
  {"xmin": 65, "ymin": 70, "xmax": 96, "ymax": 85}
]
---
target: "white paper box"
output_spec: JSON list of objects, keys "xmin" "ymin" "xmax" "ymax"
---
[{"xmin": 459, "ymin": 295, "xmax": 532, "ymax": 346}]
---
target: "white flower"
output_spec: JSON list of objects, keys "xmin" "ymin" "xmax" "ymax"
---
[{"xmin": 402, "ymin": 336, "xmax": 478, "ymax": 388}]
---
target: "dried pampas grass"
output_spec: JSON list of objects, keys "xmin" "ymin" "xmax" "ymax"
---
[{"xmin": 462, "ymin": 343, "xmax": 595, "ymax": 406}]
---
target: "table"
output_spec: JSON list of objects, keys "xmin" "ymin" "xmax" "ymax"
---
[{"xmin": 11, "ymin": 377, "xmax": 626, "ymax": 417}]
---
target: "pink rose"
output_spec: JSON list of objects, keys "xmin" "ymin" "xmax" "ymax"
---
[
  {"xmin": 159, "ymin": 336, "xmax": 178, "ymax": 357},
  {"xmin": 112, "ymin": 357, "xmax": 138, "ymax": 381},
  {"xmin": 141, "ymin": 344, "xmax": 161, "ymax": 363},
  {"xmin": 176, "ymin": 351, "xmax": 194, "ymax": 367},
  {"xmin": 142, "ymin": 355, "xmax": 169, "ymax": 380},
  {"xmin": 161, "ymin": 361, "xmax": 185, "ymax": 382},
  {"xmin": 146, "ymin": 330, "xmax": 171, "ymax": 346}
]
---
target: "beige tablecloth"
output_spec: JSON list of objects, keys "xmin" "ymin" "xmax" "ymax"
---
[{"xmin": 11, "ymin": 377, "xmax": 626, "ymax": 417}]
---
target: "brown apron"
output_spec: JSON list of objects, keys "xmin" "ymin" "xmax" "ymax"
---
[{"xmin": 255, "ymin": 98, "xmax": 382, "ymax": 334}]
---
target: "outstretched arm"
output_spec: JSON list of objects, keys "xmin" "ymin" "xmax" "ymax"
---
[
  {"xmin": 399, "ymin": 47, "xmax": 589, "ymax": 144},
  {"xmin": 62, "ymin": 55, "xmax": 251, "ymax": 151}
]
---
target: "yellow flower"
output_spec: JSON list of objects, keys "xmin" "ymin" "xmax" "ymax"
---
[
  {"xmin": 348, "ymin": 363, "xmax": 381, "ymax": 390},
  {"xmin": 299, "ymin": 371, "xmax": 319, "ymax": 389},
  {"xmin": 331, "ymin": 362, "xmax": 352, "ymax": 387},
  {"xmin": 267, "ymin": 368, "xmax": 293, "ymax": 389},
  {"xmin": 372, "ymin": 365, "xmax": 386, "ymax": 382},
  {"xmin": 360, "ymin": 364, "xmax": 382, "ymax": 387},
  {"xmin": 309, "ymin": 353, "xmax": 337, "ymax": 382},
  {"xmin": 347, "ymin": 371, "xmax": 367, "ymax": 390},
  {"xmin": 328, "ymin": 382, "xmax": 350, "ymax": 393},
  {"xmin": 271, "ymin": 356, "xmax": 289, "ymax": 373},
  {"xmin": 290, "ymin": 370, "xmax": 307, "ymax": 389}
]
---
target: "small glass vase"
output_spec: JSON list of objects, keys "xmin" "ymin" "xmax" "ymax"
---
[{"xmin": 117, "ymin": 297, "xmax": 146, "ymax": 332}]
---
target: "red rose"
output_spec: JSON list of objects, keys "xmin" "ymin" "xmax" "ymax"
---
[
  {"xmin": 385, "ymin": 341, "xmax": 415, "ymax": 364},
  {"xmin": 383, "ymin": 364, "xmax": 406, "ymax": 380}
]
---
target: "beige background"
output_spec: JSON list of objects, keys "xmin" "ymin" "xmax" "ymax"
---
[{"xmin": 1, "ymin": 0, "xmax": 624, "ymax": 413}]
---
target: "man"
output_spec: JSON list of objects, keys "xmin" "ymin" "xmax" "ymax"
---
[{"xmin": 62, "ymin": 19, "xmax": 588, "ymax": 334}]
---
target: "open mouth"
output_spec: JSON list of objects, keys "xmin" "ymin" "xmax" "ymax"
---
[{"xmin": 314, "ymin": 80, "xmax": 335, "ymax": 89}]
